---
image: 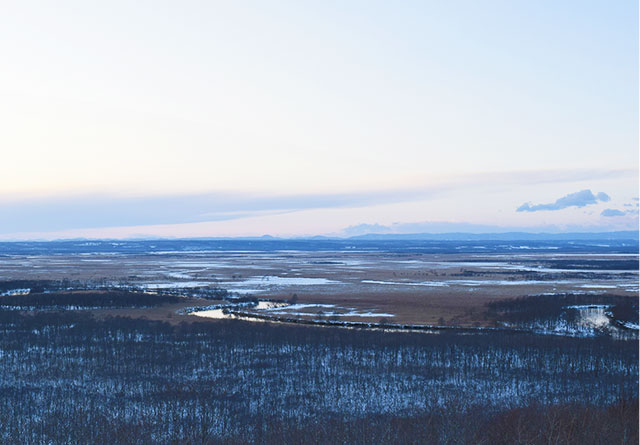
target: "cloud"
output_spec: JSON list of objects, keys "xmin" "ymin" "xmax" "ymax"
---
[
  {"xmin": 340, "ymin": 220, "xmax": 640, "ymax": 237},
  {"xmin": 600, "ymin": 209, "xmax": 625, "ymax": 217},
  {"xmin": 0, "ymin": 188, "xmax": 445, "ymax": 234},
  {"xmin": 343, "ymin": 224, "xmax": 393, "ymax": 236},
  {"xmin": 517, "ymin": 190, "xmax": 610, "ymax": 212},
  {"xmin": 343, "ymin": 221, "xmax": 511, "ymax": 236}
]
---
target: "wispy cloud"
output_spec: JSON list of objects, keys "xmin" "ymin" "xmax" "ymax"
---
[
  {"xmin": 0, "ymin": 188, "xmax": 443, "ymax": 233},
  {"xmin": 517, "ymin": 190, "xmax": 610, "ymax": 212},
  {"xmin": 0, "ymin": 168, "xmax": 634, "ymax": 235}
]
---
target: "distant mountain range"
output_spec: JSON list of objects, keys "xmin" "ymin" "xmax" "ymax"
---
[
  {"xmin": 2, "ymin": 230, "xmax": 638, "ymax": 243},
  {"xmin": 343, "ymin": 230, "xmax": 639, "ymax": 241},
  {"xmin": 173, "ymin": 230, "xmax": 639, "ymax": 242}
]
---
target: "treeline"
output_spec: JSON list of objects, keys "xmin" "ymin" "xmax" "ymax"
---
[
  {"xmin": 0, "ymin": 290, "xmax": 181, "ymax": 309},
  {"xmin": 0, "ymin": 310, "xmax": 636, "ymax": 443},
  {"xmin": 487, "ymin": 293, "xmax": 638, "ymax": 325},
  {"xmin": 448, "ymin": 258, "xmax": 639, "ymax": 271},
  {"xmin": 178, "ymin": 287, "xmax": 230, "ymax": 299},
  {"xmin": 0, "ymin": 278, "xmax": 233, "ymax": 296},
  {"xmin": 528, "ymin": 258, "xmax": 639, "ymax": 271},
  {"xmin": 451, "ymin": 269, "xmax": 632, "ymax": 280},
  {"xmin": 0, "ymin": 279, "xmax": 73, "ymax": 293}
]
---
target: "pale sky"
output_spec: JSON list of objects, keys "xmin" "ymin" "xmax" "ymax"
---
[{"xmin": 0, "ymin": 0, "xmax": 637, "ymax": 239}]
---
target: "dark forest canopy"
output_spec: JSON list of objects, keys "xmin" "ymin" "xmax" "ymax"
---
[{"xmin": 0, "ymin": 310, "xmax": 636, "ymax": 443}]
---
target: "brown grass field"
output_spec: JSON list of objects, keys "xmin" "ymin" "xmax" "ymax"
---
[{"xmin": 0, "ymin": 251, "xmax": 636, "ymax": 327}]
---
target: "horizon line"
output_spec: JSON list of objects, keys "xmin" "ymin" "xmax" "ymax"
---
[{"xmin": 1, "ymin": 229, "xmax": 638, "ymax": 243}]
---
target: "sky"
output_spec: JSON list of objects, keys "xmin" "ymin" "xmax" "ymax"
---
[{"xmin": 0, "ymin": 0, "xmax": 637, "ymax": 239}]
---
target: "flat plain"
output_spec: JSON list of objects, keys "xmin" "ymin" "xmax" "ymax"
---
[{"xmin": 0, "ymin": 239, "xmax": 637, "ymax": 331}]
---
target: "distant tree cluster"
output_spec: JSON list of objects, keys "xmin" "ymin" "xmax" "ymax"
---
[
  {"xmin": 487, "ymin": 293, "xmax": 638, "ymax": 325},
  {"xmin": 0, "ymin": 290, "xmax": 181, "ymax": 310}
]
